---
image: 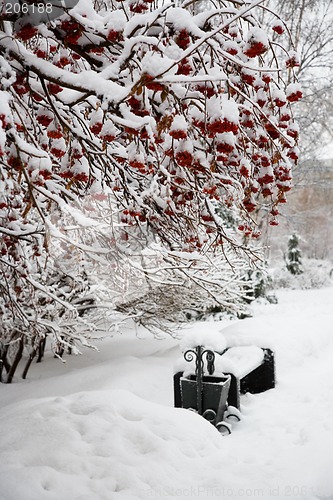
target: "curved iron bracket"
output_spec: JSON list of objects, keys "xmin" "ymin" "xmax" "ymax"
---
[{"xmin": 183, "ymin": 345, "xmax": 215, "ymax": 415}]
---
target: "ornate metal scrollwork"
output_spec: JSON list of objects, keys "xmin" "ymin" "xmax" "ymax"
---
[{"xmin": 183, "ymin": 345, "xmax": 215, "ymax": 415}]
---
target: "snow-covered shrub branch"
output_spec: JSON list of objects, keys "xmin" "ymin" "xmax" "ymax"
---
[{"xmin": 116, "ymin": 246, "xmax": 257, "ymax": 332}]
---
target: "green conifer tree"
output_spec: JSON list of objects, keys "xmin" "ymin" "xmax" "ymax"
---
[{"xmin": 286, "ymin": 233, "xmax": 303, "ymax": 275}]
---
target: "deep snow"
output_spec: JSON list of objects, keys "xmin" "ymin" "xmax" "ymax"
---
[{"xmin": 1, "ymin": 286, "xmax": 333, "ymax": 500}]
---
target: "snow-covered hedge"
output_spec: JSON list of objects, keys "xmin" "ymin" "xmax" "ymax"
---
[{"xmin": 270, "ymin": 258, "xmax": 333, "ymax": 290}]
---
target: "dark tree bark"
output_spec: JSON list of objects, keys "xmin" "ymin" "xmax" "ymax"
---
[
  {"xmin": 6, "ymin": 336, "xmax": 24, "ymax": 384},
  {"xmin": 22, "ymin": 348, "xmax": 37, "ymax": 380}
]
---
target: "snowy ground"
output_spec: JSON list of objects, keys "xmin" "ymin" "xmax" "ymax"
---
[{"xmin": 1, "ymin": 286, "xmax": 333, "ymax": 500}]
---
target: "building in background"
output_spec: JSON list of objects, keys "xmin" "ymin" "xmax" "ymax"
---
[{"xmin": 267, "ymin": 158, "xmax": 333, "ymax": 262}]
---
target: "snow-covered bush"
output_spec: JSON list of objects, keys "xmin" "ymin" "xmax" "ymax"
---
[
  {"xmin": 116, "ymin": 249, "xmax": 255, "ymax": 330},
  {"xmin": 271, "ymin": 258, "xmax": 333, "ymax": 290},
  {"xmin": 242, "ymin": 265, "xmax": 278, "ymax": 305}
]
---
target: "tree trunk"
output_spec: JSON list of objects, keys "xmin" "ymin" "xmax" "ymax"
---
[
  {"xmin": 22, "ymin": 348, "xmax": 37, "ymax": 380},
  {"xmin": 6, "ymin": 336, "xmax": 24, "ymax": 384},
  {"xmin": 36, "ymin": 336, "xmax": 46, "ymax": 363},
  {"xmin": 0, "ymin": 344, "xmax": 10, "ymax": 383}
]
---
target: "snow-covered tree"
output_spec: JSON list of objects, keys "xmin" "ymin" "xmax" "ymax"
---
[
  {"xmin": 0, "ymin": 0, "xmax": 301, "ymax": 381},
  {"xmin": 285, "ymin": 233, "xmax": 303, "ymax": 275},
  {"xmin": 271, "ymin": 0, "xmax": 333, "ymax": 161},
  {"xmin": 263, "ymin": 1, "xmax": 333, "ymax": 262}
]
